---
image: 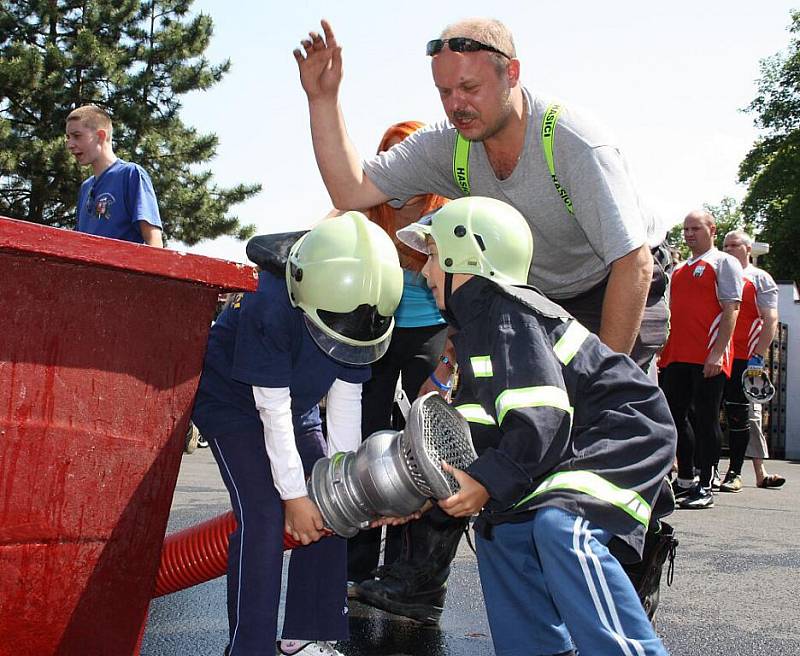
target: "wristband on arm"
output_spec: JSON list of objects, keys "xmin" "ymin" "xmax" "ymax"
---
[{"xmin": 429, "ymin": 371, "xmax": 452, "ymax": 392}]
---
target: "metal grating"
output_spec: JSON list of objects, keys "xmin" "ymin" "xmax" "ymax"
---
[
  {"xmin": 402, "ymin": 437, "xmax": 435, "ymax": 497},
  {"xmin": 765, "ymin": 322, "xmax": 788, "ymax": 458},
  {"xmin": 420, "ymin": 398, "xmax": 477, "ymax": 494}
]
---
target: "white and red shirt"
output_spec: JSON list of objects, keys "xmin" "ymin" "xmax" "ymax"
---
[
  {"xmin": 732, "ymin": 264, "xmax": 778, "ymax": 360},
  {"xmin": 659, "ymin": 248, "xmax": 743, "ymax": 376}
]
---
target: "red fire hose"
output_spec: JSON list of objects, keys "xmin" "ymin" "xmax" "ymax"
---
[{"xmin": 153, "ymin": 511, "xmax": 314, "ymax": 598}]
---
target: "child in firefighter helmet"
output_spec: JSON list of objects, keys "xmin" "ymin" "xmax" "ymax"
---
[
  {"xmin": 398, "ymin": 196, "xmax": 676, "ymax": 656},
  {"xmin": 192, "ymin": 211, "xmax": 402, "ymax": 656},
  {"xmin": 286, "ymin": 211, "xmax": 403, "ymax": 364},
  {"xmin": 397, "ymin": 195, "xmax": 533, "ymax": 289}
]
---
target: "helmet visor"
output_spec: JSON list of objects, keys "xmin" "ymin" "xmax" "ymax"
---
[
  {"xmin": 303, "ymin": 315, "xmax": 393, "ymax": 366},
  {"xmin": 395, "ymin": 212, "xmax": 435, "ymax": 254},
  {"xmin": 318, "ymin": 303, "xmax": 394, "ymax": 343}
]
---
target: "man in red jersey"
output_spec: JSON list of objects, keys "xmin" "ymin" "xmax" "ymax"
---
[
  {"xmin": 658, "ymin": 210, "xmax": 744, "ymax": 509},
  {"xmin": 719, "ymin": 230, "xmax": 784, "ymax": 491}
]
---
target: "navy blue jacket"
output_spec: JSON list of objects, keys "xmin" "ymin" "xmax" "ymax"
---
[{"xmin": 449, "ymin": 277, "xmax": 676, "ymax": 559}]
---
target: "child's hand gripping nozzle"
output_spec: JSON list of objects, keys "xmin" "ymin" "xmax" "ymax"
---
[{"xmin": 308, "ymin": 392, "xmax": 477, "ymax": 537}]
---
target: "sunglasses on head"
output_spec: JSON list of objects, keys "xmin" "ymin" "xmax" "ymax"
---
[{"xmin": 426, "ymin": 37, "xmax": 510, "ymax": 59}]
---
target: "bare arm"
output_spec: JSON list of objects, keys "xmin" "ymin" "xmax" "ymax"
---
[
  {"xmin": 139, "ymin": 222, "xmax": 163, "ymax": 247},
  {"xmin": 753, "ymin": 307, "xmax": 778, "ymax": 357},
  {"xmin": 599, "ymin": 244, "xmax": 652, "ymax": 354},
  {"xmin": 704, "ymin": 300, "xmax": 740, "ymax": 378},
  {"xmin": 294, "ymin": 20, "xmax": 388, "ymax": 210}
]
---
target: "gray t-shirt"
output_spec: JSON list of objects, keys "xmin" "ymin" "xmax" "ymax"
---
[
  {"xmin": 744, "ymin": 264, "xmax": 778, "ymax": 309},
  {"xmin": 363, "ymin": 89, "xmax": 665, "ymax": 299}
]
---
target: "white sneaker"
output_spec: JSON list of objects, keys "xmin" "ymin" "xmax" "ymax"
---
[
  {"xmin": 277, "ymin": 641, "xmax": 344, "ymax": 656},
  {"xmin": 678, "ymin": 484, "xmax": 714, "ymax": 509}
]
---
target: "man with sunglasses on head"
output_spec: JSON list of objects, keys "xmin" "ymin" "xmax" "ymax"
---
[
  {"xmin": 294, "ymin": 18, "xmax": 668, "ymax": 371},
  {"xmin": 294, "ymin": 17, "xmax": 671, "ymax": 628}
]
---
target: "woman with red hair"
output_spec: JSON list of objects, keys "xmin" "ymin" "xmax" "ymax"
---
[
  {"xmin": 364, "ymin": 121, "xmax": 449, "ymax": 274},
  {"xmin": 347, "ymin": 122, "xmax": 451, "ymax": 601}
]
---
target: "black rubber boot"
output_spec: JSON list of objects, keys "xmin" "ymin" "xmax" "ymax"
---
[
  {"xmin": 355, "ymin": 508, "xmax": 468, "ymax": 624},
  {"xmin": 621, "ymin": 520, "xmax": 678, "ymax": 623}
]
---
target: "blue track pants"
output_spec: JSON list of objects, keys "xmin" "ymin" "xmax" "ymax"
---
[{"xmin": 475, "ymin": 507, "xmax": 667, "ymax": 656}]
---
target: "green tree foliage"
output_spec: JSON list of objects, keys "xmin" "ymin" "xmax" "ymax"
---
[
  {"xmin": 665, "ymin": 196, "xmax": 748, "ymax": 260},
  {"xmin": 0, "ymin": 0, "xmax": 259, "ymax": 244},
  {"xmin": 738, "ymin": 10, "xmax": 800, "ymax": 282}
]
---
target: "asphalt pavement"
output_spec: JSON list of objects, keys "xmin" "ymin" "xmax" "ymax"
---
[{"xmin": 142, "ymin": 449, "xmax": 800, "ymax": 656}]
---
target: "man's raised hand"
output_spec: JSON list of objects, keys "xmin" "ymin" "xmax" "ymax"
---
[{"xmin": 293, "ymin": 19, "xmax": 343, "ymax": 102}]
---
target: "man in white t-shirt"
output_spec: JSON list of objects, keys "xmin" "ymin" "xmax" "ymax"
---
[{"xmin": 720, "ymin": 230, "xmax": 784, "ymax": 491}]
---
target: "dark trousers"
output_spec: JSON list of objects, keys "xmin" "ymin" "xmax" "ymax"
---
[
  {"xmin": 558, "ymin": 246, "xmax": 670, "ymax": 371},
  {"xmin": 660, "ymin": 362, "xmax": 726, "ymax": 487},
  {"xmin": 209, "ymin": 427, "xmax": 348, "ymax": 655},
  {"xmin": 347, "ymin": 324, "xmax": 448, "ymax": 582},
  {"xmin": 723, "ymin": 359, "xmax": 751, "ymax": 474}
]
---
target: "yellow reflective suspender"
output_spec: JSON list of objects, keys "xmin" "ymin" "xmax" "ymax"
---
[
  {"xmin": 451, "ymin": 103, "xmax": 574, "ymax": 215},
  {"xmin": 541, "ymin": 104, "xmax": 574, "ymax": 215},
  {"xmin": 453, "ymin": 134, "xmax": 471, "ymax": 195}
]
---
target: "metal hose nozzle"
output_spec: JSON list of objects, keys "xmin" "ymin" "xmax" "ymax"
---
[{"xmin": 309, "ymin": 392, "xmax": 477, "ymax": 537}]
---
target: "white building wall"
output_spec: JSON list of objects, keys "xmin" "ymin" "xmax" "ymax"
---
[{"xmin": 777, "ymin": 282, "xmax": 800, "ymax": 459}]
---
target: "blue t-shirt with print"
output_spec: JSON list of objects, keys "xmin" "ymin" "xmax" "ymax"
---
[
  {"xmin": 76, "ymin": 159, "xmax": 162, "ymax": 244},
  {"xmin": 192, "ymin": 270, "xmax": 371, "ymax": 439},
  {"xmin": 395, "ymin": 269, "xmax": 445, "ymax": 328}
]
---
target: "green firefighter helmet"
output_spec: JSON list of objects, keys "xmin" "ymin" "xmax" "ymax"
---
[
  {"xmin": 396, "ymin": 196, "xmax": 533, "ymax": 285},
  {"xmin": 287, "ymin": 211, "xmax": 403, "ymax": 365}
]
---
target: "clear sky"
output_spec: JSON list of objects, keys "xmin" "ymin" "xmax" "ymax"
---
[{"xmin": 177, "ymin": 1, "xmax": 798, "ymax": 263}]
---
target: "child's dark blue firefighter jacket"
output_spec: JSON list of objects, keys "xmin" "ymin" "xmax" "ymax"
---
[{"xmin": 448, "ymin": 276, "xmax": 676, "ymax": 561}]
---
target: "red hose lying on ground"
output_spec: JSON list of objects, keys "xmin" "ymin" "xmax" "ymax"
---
[{"xmin": 153, "ymin": 511, "xmax": 321, "ymax": 598}]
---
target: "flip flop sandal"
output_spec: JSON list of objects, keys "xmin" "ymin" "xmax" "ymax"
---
[{"xmin": 757, "ymin": 474, "xmax": 786, "ymax": 488}]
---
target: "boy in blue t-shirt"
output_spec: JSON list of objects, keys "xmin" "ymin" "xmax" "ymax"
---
[
  {"xmin": 66, "ymin": 105, "xmax": 163, "ymax": 246},
  {"xmin": 192, "ymin": 212, "xmax": 403, "ymax": 656}
]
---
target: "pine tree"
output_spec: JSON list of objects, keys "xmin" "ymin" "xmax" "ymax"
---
[
  {"xmin": 739, "ymin": 10, "xmax": 800, "ymax": 282},
  {"xmin": 0, "ymin": 0, "xmax": 259, "ymax": 244}
]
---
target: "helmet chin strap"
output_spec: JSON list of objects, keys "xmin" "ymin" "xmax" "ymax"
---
[{"xmin": 440, "ymin": 271, "xmax": 459, "ymax": 328}]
